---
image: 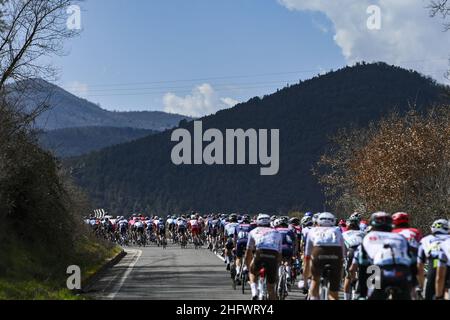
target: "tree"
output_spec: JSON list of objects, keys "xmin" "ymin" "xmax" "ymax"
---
[
  {"xmin": 429, "ymin": 0, "xmax": 450, "ymax": 30},
  {"xmin": 316, "ymin": 107, "xmax": 450, "ymax": 230},
  {"xmin": 0, "ymin": 0, "xmax": 79, "ymax": 90}
]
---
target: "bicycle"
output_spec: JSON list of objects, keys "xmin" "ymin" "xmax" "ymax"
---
[
  {"xmin": 161, "ymin": 235, "xmax": 168, "ymax": 249},
  {"xmin": 277, "ymin": 265, "xmax": 289, "ymax": 300},
  {"xmin": 257, "ymin": 268, "xmax": 269, "ymax": 300},
  {"xmin": 241, "ymin": 267, "xmax": 249, "ymax": 295},
  {"xmin": 319, "ymin": 264, "xmax": 332, "ymax": 300}
]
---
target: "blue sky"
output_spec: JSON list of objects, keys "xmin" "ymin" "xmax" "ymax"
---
[{"xmin": 55, "ymin": 0, "xmax": 450, "ymax": 116}]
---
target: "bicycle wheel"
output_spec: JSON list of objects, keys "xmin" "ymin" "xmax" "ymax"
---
[{"xmin": 241, "ymin": 272, "xmax": 247, "ymax": 295}]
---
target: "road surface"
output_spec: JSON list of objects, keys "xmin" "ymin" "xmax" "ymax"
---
[{"xmin": 85, "ymin": 244, "xmax": 307, "ymax": 300}]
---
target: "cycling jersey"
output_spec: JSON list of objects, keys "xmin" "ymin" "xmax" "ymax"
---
[
  {"xmin": 393, "ymin": 227, "xmax": 422, "ymax": 250},
  {"xmin": 247, "ymin": 227, "xmax": 282, "ymax": 253},
  {"xmin": 418, "ymin": 234, "xmax": 450, "ymax": 264},
  {"xmin": 177, "ymin": 219, "xmax": 187, "ymax": 228},
  {"xmin": 343, "ymin": 229, "xmax": 365, "ymax": 249},
  {"xmin": 225, "ymin": 222, "xmax": 239, "ymax": 238},
  {"xmin": 357, "ymin": 231, "xmax": 412, "ymax": 267},
  {"xmin": 135, "ymin": 221, "xmax": 144, "ymax": 229},
  {"xmin": 236, "ymin": 223, "xmax": 253, "ymax": 240},
  {"xmin": 438, "ymin": 238, "xmax": 450, "ymax": 267},
  {"xmin": 276, "ymin": 227, "xmax": 296, "ymax": 248},
  {"xmin": 305, "ymin": 227, "xmax": 345, "ymax": 258},
  {"xmin": 189, "ymin": 219, "xmax": 199, "ymax": 229}
]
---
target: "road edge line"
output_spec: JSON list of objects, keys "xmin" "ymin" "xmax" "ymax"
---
[{"xmin": 107, "ymin": 249, "xmax": 143, "ymax": 300}]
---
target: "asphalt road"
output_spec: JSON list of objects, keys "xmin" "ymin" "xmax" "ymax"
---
[{"xmin": 85, "ymin": 243, "xmax": 307, "ymax": 300}]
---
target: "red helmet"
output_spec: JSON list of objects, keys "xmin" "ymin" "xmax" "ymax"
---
[
  {"xmin": 392, "ymin": 212, "xmax": 409, "ymax": 226},
  {"xmin": 338, "ymin": 219, "xmax": 347, "ymax": 227}
]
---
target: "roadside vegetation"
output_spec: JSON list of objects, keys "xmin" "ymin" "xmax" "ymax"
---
[
  {"xmin": 0, "ymin": 0, "xmax": 119, "ymax": 300},
  {"xmin": 315, "ymin": 106, "xmax": 450, "ymax": 230}
]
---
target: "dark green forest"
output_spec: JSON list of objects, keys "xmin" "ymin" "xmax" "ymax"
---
[
  {"xmin": 39, "ymin": 126, "xmax": 156, "ymax": 157},
  {"xmin": 69, "ymin": 62, "xmax": 450, "ymax": 216}
]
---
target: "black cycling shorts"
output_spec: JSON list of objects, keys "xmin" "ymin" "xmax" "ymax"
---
[
  {"xmin": 250, "ymin": 249, "xmax": 279, "ymax": 285},
  {"xmin": 236, "ymin": 238, "xmax": 248, "ymax": 258}
]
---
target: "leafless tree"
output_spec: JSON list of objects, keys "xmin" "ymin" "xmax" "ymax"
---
[
  {"xmin": 0, "ymin": 0, "xmax": 80, "ymax": 90},
  {"xmin": 429, "ymin": 0, "xmax": 450, "ymax": 30}
]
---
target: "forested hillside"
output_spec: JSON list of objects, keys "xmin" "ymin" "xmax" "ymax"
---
[{"xmin": 70, "ymin": 63, "xmax": 450, "ymax": 215}]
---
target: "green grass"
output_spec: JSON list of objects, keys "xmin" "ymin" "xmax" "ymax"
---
[{"xmin": 0, "ymin": 233, "xmax": 121, "ymax": 300}]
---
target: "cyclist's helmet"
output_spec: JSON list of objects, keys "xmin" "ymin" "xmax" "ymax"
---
[
  {"xmin": 350, "ymin": 212, "xmax": 362, "ymax": 220},
  {"xmin": 347, "ymin": 215, "xmax": 361, "ymax": 229},
  {"xmin": 242, "ymin": 215, "xmax": 251, "ymax": 223},
  {"xmin": 370, "ymin": 212, "xmax": 392, "ymax": 232},
  {"xmin": 312, "ymin": 213, "xmax": 320, "ymax": 225},
  {"xmin": 274, "ymin": 217, "xmax": 289, "ymax": 228},
  {"xmin": 317, "ymin": 212, "xmax": 336, "ymax": 227},
  {"xmin": 392, "ymin": 212, "xmax": 409, "ymax": 227},
  {"xmin": 257, "ymin": 214, "xmax": 271, "ymax": 227},
  {"xmin": 304, "ymin": 212, "xmax": 314, "ymax": 218},
  {"xmin": 289, "ymin": 217, "xmax": 300, "ymax": 226},
  {"xmin": 191, "ymin": 214, "xmax": 196, "ymax": 220},
  {"xmin": 431, "ymin": 219, "xmax": 449, "ymax": 235},
  {"xmin": 229, "ymin": 214, "xmax": 238, "ymax": 223},
  {"xmin": 338, "ymin": 219, "xmax": 347, "ymax": 227},
  {"xmin": 270, "ymin": 215, "xmax": 277, "ymax": 221},
  {"xmin": 301, "ymin": 216, "xmax": 313, "ymax": 227}
]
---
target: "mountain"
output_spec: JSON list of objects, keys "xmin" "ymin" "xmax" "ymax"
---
[
  {"xmin": 39, "ymin": 126, "xmax": 156, "ymax": 158},
  {"xmin": 69, "ymin": 63, "xmax": 450, "ymax": 215},
  {"xmin": 10, "ymin": 79, "xmax": 192, "ymax": 131}
]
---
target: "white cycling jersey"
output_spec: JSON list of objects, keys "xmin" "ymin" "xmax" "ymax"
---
[
  {"xmin": 177, "ymin": 219, "xmax": 187, "ymax": 227},
  {"xmin": 360, "ymin": 231, "xmax": 412, "ymax": 267},
  {"xmin": 438, "ymin": 238, "xmax": 450, "ymax": 267},
  {"xmin": 135, "ymin": 221, "xmax": 144, "ymax": 228},
  {"xmin": 247, "ymin": 227, "xmax": 282, "ymax": 252},
  {"xmin": 305, "ymin": 227, "xmax": 345, "ymax": 257},
  {"xmin": 190, "ymin": 219, "xmax": 199, "ymax": 228},
  {"xmin": 418, "ymin": 234, "xmax": 450, "ymax": 263},
  {"xmin": 343, "ymin": 230, "xmax": 365, "ymax": 249},
  {"xmin": 225, "ymin": 222, "xmax": 239, "ymax": 237},
  {"xmin": 302, "ymin": 226, "xmax": 312, "ymax": 240}
]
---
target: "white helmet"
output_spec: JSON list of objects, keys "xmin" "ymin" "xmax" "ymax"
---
[
  {"xmin": 257, "ymin": 214, "xmax": 271, "ymax": 227},
  {"xmin": 317, "ymin": 212, "xmax": 336, "ymax": 227},
  {"xmin": 431, "ymin": 219, "xmax": 449, "ymax": 235},
  {"xmin": 191, "ymin": 215, "xmax": 196, "ymax": 220}
]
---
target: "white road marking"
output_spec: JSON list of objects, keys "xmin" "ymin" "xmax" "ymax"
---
[
  {"xmin": 106, "ymin": 249, "xmax": 142, "ymax": 300},
  {"xmin": 215, "ymin": 252, "xmax": 225, "ymax": 262}
]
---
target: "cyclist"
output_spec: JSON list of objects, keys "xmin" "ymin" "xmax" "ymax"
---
[
  {"xmin": 245, "ymin": 214, "xmax": 282, "ymax": 300},
  {"xmin": 417, "ymin": 219, "xmax": 450, "ymax": 299},
  {"xmin": 235, "ymin": 214, "xmax": 254, "ymax": 283},
  {"xmin": 224, "ymin": 214, "xmax": 239, "ymax": 271},
  {"xmin": 274, "ymin": 217, "xmax": 298, "ymax": 292},
  {"xmin": 188, "ymin": 214, "xmax": 201, "ymax": 246},
  {"xmin": 134, "ymin": 218, "xmax": 145, "ymax": 245},
  {"xmin": 270, "ymin": 215, "xmax": 278, "ymax": 228},
  {"xmin": 351, "ymin": 212, "xmax": 414, "ymax": 300},
  {"xmin": 342, "ymin": 214, "xmax": 365, "ymax": 300},
  {"xmin": 339, "ymin": 219, "xmax": 348, "ymax": 232},
  {"xmin": 208, "ymin": 214, "xmax": 221, "ymax": 250},
  {"xmin": 157, "ymin": 217, "xmax": 166, "ymax": 244},
  {"xmin": 304, "ymin": 212, "xmax": 344, "ymax": 300},
  {"xmin": 436, "ymin": 235, "xmax": 450, "ymax": 300},
  {"xmin": 118, "ymin": 216, "xmax": 129, "ymax": 240},
  {"xmin": 392, "ymin": 212, "xmax": 422, "ymax": 298},
  {"xmin": 177, "ymin": 215, "xmax": 188, "ymax": 245}
]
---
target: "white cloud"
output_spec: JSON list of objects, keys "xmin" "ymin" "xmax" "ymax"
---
[
  {"xmin": 278, "ymin": 0, "xmax": 450, "ymax": 82},
  {"xmin": 163, "ymin": 83, "xmax": 238, "ymax": 117},
  {"xmin": 66, "ymin": 81, "xmax": 89, "ymax": 97}
]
